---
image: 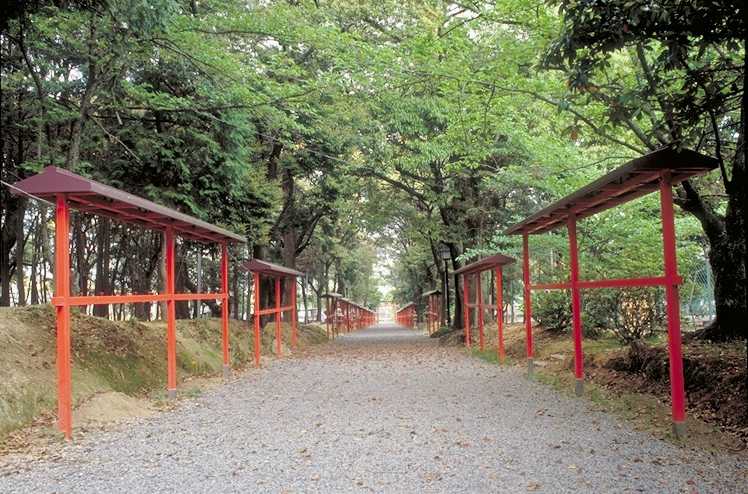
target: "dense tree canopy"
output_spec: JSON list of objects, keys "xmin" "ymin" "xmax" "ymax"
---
[{"xmin": 0, "ymin": 1, "xmax": 744, "ymax": 342}]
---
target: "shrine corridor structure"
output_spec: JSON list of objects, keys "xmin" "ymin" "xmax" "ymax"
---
[
  {"xmin": 506, "ymin": 147, "xmax": 718, "ymax": 438},
  {"xmin": 11, "ymin": 167, "xmax": 245, "ymax": 439}
]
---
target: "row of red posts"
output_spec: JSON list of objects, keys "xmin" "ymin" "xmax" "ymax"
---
[
  {"xmin": 449, "ymin": 148, "xmax": 718, "ymax": 439},
  {"xmin": 10, "ymin": 167, "xmax": 375, "ymax": 440},
  {"xmin": 322, "ymin": 293, "xmax": 377, "ymax": 339},
  {"xmin": 455, "ymin": 254, "xmax": 515, "ymax": 363},
  {"xmin": 395, "ymin": 302, "xmax": 416, "ymax": 328},
  {"xmin": 422, "ymin": 289, "xmax": 442, "ymax": 335},
  {"xmin": 10, "ymin": 148, "xmax": 718, "ymax": 440}
]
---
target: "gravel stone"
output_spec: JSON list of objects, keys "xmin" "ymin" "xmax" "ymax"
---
[{"xmin": 1, "ymin": 324, "xmax": 746, "ymax": 493}]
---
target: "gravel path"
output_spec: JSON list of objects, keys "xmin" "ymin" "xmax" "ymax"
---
[{"xmin": 1, "ymin": 324, "xmax": 746, "ymax": 493}]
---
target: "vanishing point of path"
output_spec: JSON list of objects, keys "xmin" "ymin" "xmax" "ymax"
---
[{"xmin": 2, "ymin": 325, "xmax": 746, "ymax": 493}]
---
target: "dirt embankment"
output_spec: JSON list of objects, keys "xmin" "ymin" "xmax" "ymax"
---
[
  {"xmin": 441, "ymin": 322, "xmax": 747, "ymax": 451},
  {"xmin": 0, "ymin": 305, "xmax": 327, "ymax": 448}
]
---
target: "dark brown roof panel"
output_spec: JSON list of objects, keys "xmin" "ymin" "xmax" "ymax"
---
[
  {"xmin": 505, "ymin": 147, "xmax": 718, "ymax": 235},
  {"xmin": 421, "ymin": 289, "xmax": 441, "ymax": 297},
  {"xmin": 454, "ymin": 254, "xmax": 516, "ymax": 276},
  {"xmin": 242, "ymin": 259, "xmax": 304, "ymax": 278},
  {"xmin": 11, "ymin": 166, "xmax": 245, "ymax": 243}
]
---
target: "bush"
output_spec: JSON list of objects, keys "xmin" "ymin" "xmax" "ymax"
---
[
  {"xmin": 609, "ymin": 288, "xmax": 664, "ymax": 343},
  {"xmin": 532, "ymin": 287, "xmax": 664, "ymax": 341},
  {"xmin": 533, "ymin": 290, "xmax": 571, "ymax": 333}
]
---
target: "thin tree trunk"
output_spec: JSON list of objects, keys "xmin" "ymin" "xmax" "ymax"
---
[
  {"xmin": 15, "ymin": 200, "xmax": 26, "ymax": 306},
  {"xmin": 30, "ymin": 216, "xmax": 39, "ymax": 305},
  {"xmin": 93, "ymin": 218, "xmax": 110, "ymax": 317}
]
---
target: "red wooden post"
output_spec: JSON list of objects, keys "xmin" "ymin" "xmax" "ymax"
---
[
  {"xmin": 463, "ymin": 275, "xmax": 471, "ymax": 348},
  {"xmin": 220, "ymin": 242, "xmax": 230, "ymax": 380},
  {"xmin": 523, "ymin": 232, "xmax": 534, "ymax": 376},
  {"xmin": 568, "ymin": 215, "xmax": 584, "ymax": 396},
  {"xmin": 253, "ymin": 273, "xmax": 261, "ymax": 367},
  {"xmin": 660, "ymin": 172, "xmax": 687, "ymax": 439},
  {"xmin": 275, "ymin": 277, "xmax": 282, "ymax": 356},
  {"xmin": 291, "ymin": 277, "xmax": 298, "ymax": 349},
  {"xmin": 55, "ymin": 194, "xmax": 72, "ymax": 439},
  {"xmin": 496, "ymin": 266, "xmax": 504, "ymax": 364},
  {"xmin": 477, "ymin": 273, "xmax": 485, "ymax": 351},
  {"xmin": 165, "ymin": 228, "xmax": 177, "ymax": 399}
]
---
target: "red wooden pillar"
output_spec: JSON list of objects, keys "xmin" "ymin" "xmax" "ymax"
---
[
  {"xmin": 55, "ymin": 194, "xmax": 72, "ymax": 439},
  {"xmin": 660, "ymin": 172, "xmax": 687, "ymax": 439},
  {"xmin": 523, "ymin": 232, "xmax": 534, "ymax": 376},
  {"xmin": 165, "ymin": 228, "xmax": 177, "ymax": 399},
  {"xmin": 568, "ymin": 215, "xmax": 584, "ymax": 396},
  {"xmin": 253, "ymin": 273, "xmax": 261, "ymax": 367},
  {"xmin": 477, "ymin": 273, "xmax": 485, "ymax": 351},
  {"xmin": 275, "ymin": 277, "xmax": 282, "ymax": 356},
  {"xmin": 496, "ymin": 266, "xmax": 504, "ymax": 364},
  {"xmin": 220, "ymin": 242, "xmax": 230, "ymax": 380},
  {"xmin": 291, "ymin": 277, "xmax": 298, "ymax": 349},
  {"xmin": 463, "ymin": 275, "xmax": 471, "ymax": 348}
]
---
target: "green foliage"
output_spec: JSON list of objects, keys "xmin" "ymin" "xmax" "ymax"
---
[
  {"xmin": 2, "ymin": 0, "xmax": 740, "ymax": 333},
  {"xmin": 533, "ymin": 290, "xmax": 572, "ymax": 334}
]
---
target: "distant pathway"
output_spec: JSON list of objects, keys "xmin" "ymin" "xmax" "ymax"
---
[{"xmin": 2, "ymin": 324, "xmax": 746, "ymax": 493}]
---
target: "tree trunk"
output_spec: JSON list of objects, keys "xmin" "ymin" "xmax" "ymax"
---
[
  {"xmin": 175, "ymin": 253, "xmax": 191, "ymax": 319},
  {"xmin": 679, "ymin": 128, "xmax": 746, "ymax": 340},
  {"xmin": 1, "ymin": 197, "xmax": 22, "ymax": 306},
  {"xmin": 231, "ymin": 255, "xmax": 239, "ymax": 319},
  {"xmin": 30, "ymin": 217, "xmax": 39, "ymax": 305},
  {"xmin": 73, "ymin": 216, "xmax": 88, "ymax": 297},
  {"xmin": 15, "ymin": 200, "xmax": 26, "ymax": 306},
  {"xmin": 93, "ymin": 218, "xmax": 110, "ymax": 317},
  {"xmin": 449, "ymin": 242, "xmax": 463, "ymax": 329}
]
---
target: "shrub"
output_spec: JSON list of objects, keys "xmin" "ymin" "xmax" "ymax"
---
[
  {"xmin": 532, "ymin": 287, "xmax": 664, "ymax": 341},
  {"xmin": 609, "ymin": 288, "xmax": 664, "ymax": 342},
  {"xmin": 533, "ymin": 290, "xmax": 571, "ymax": 333}
]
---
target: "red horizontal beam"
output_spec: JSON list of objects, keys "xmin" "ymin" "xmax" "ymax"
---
[
  {"xmin": 578, "ymin": 276, "xmax": 680, "ymax": 289},
  {"xmin": 256, "ymin": 305, "xmax": 294, "ymax": 316},
  {"xmin": 173, "ymin": 293, "xmax": 228, "ymax": 301},
  {"xmin": 530, "ymin": 276, "xmax": 681, "ymax": 291},
  {"xmin": 52, "ymin": 292, "xmax": 228, "ymax": 306}
]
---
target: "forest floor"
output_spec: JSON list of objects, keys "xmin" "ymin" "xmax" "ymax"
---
[
  {"xmin": 1, "ymin": 324, "xmax": 746, "ymax": 493},
  {"xmin": 440, "ymin": 322, "xmax": 747, "ymax": 451}
]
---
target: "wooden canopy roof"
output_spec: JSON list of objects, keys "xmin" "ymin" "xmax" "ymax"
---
[
  {"xmin": 454, "ymin": 254, "xmax": 516, "ymax": 276},
  {"xmin": 505, "ymin": 147, "xmax": 718, "ymax": 235},
  {"xmin": 242, "ymin": 259, "xmax": 304, "ymax": 278},
  {"xmin": 421, "ymin": 289, "xmax": 441, "ymax": 297},
  {"xmin": 12, "ymin": 166, "xmax": 245, "ymax": 243}
]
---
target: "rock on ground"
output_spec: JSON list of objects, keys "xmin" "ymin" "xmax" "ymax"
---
[{"xmin": 1, "ymin": 324, "xmax": 746, "ymax": 493}]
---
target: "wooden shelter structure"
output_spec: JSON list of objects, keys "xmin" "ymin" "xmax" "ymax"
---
[
  {"xmin": 11, "ymin": 166, "xmax": 245, "ymax": 439},
  {"xmin": 321, "ymin": 294, "xmax": 375, "ymax": 337},
  {"xmin": 322, "ymin": 292, "xmax": 343, "ymax": 338},
  {"xmin": 505, "ymin": 147, "xmax": 718, "ymax": 438},
  {"xmin": 242, "ymin": 259, "xmax": 303, "ymax": 367},
  {"xmin": 421, "ymin": 289, "xmax": 442, "ymax": 335},
  {"xmin": 454, "ymin": 254, "xmax": 516, "ymax": 359},
  {"xmin": 395, "ymin": 302, "xmax": 416, "ymax": 328}
]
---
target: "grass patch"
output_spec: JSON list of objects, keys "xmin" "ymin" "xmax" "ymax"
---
[{"xmin": 0, "ymin": 306, "xmax": 330, "ymax": 445}]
